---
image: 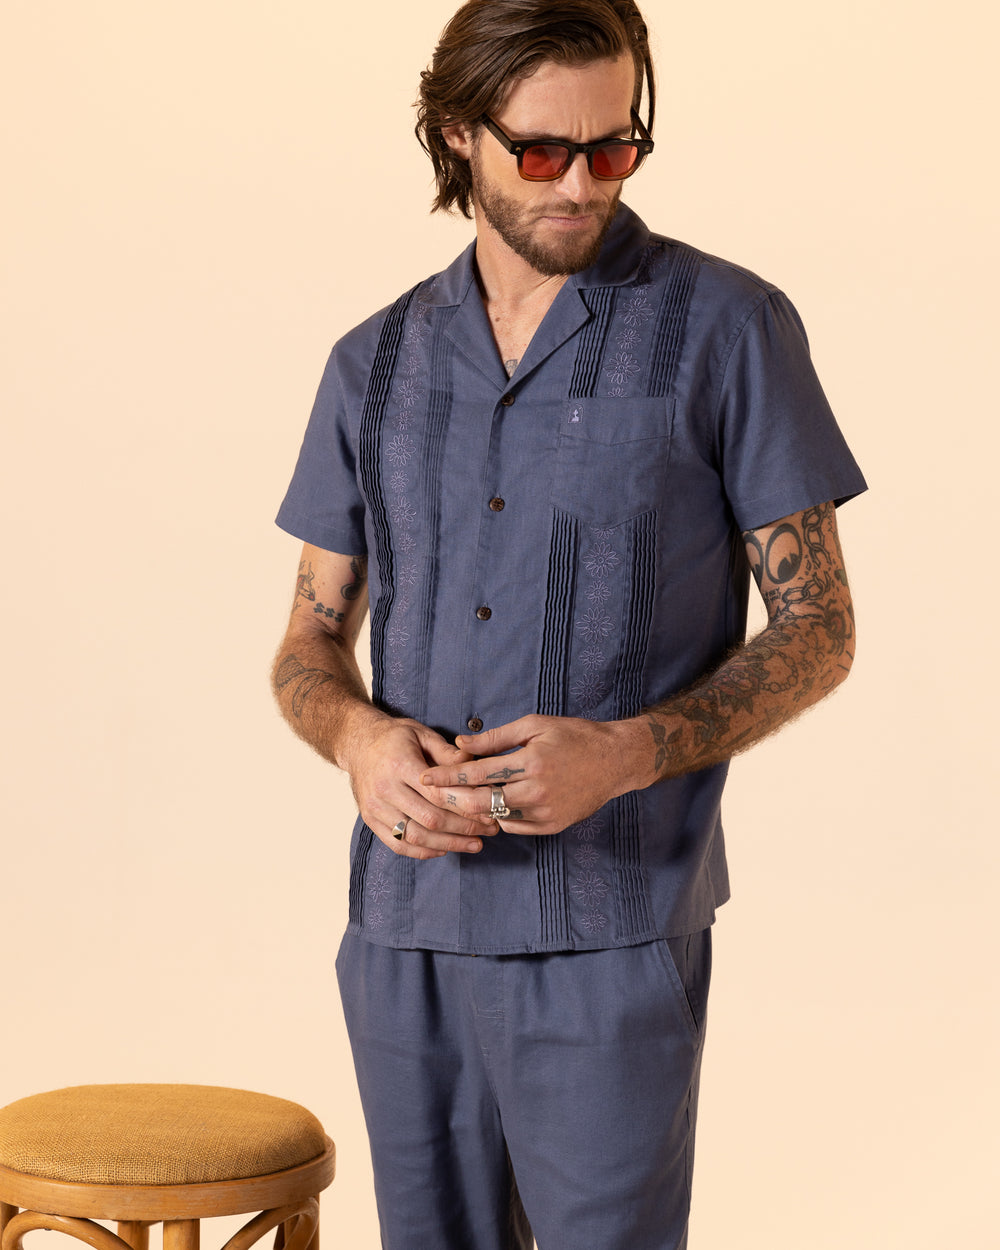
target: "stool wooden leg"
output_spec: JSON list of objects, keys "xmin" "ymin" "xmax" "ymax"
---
[
  {"xmin": 1, "ymin": 1205, "xmax": 18, "ymax": 1250},
  {"xmin": 163, "ymin": 1221, "xmax": 199, "ymax": 1250},
  {"xmin": 116, "ymin": 1224, "xmax": 150, "ymax": 1250}
]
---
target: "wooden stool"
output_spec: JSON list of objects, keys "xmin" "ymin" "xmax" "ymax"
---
[{"xmin": 0, "ymin": 1086, "xmax": 335, "ymax": 1250}]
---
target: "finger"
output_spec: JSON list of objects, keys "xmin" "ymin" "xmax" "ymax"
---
[
  {"xmin": 418, "ymin": 781, "xmax": 502, "ymax": 823},
  {"xmin": 454, "ymin": 718, "xmax": 537, "ymax": 757},
  {"xmin": 367, "ymin": 780, "xmax": 493, "ymax": 842},
  {"xmin": 420, "ymin": 754, "xmax": 529, "ymax": 790},
  {"xmin": 386, "ymin": 815, "xmax": 487, "ymax": 858},
  {"xmin": 413, "ymin": 726, "xmax": 475, "ymax": 767}
]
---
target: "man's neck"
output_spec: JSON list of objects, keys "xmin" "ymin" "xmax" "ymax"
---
[{"xmin": 472, "ymin": 226, "xmax": 569, "ymax": 314}]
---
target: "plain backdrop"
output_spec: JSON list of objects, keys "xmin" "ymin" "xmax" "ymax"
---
[{"xmin": 2, "ymin": 2, "xmax": 997, "ymax": 1247}]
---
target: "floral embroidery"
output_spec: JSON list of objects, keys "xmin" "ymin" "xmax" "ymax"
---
[
  {"xmin": 386, "ymin": 434, "xmax": 415, "ymax": 466},
  {"xmin": 622, "ymin": 293, "xmax": 654, "ymax": 328},
  {"xmin": 571, "ymin": 872, "xmax": 610, "ymax": 907},
  {"xmin": 605, "ymin": 352, "xmax": 641, "ymax": 387},
  {"xmin": 389, "ymin": 499, "xmax": 417, "ymax": 527},
  {"xmin": 573, "ymin": 844, "xmax": 600, "ymax": 869},
  {"xmin": 579, "ymin": 911, "xmax": 608, "ymax": 935},
  {"xmin": 584, "ymin": 542, "xmax": 621, "ymax": 576},
  {"xmin": 397, "ymin": 380, "xmax": 421, "ymax": 409},
  {"xmin": 368, "ymin": 876, "xmax": 391, "ymax": 903},
  {"xmin": 575, "ymin": 816, "xmax": 602, "ymax": 842},
  {"xmin": 578, "ymin": 607, "xmax": 614, "ymax": 642},
  {"xmin": 578, "ymin": 645, "xmax": 606, "ymax": 671},
  {"xmin": 586, "ymin": 579, "xmax": 611, "ymax": 605},
  {"xmin": 571, "ymin": 674, "xmax": 608, "ymax": 711}
]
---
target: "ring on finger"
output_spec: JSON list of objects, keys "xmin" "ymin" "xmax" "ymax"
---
[
  {"xmin": 392, "ymin": 818, "xmax": 409, "ymax": 841},
  {"xmin": 490, "ymin": 785, "xmax": 511, "ymax": 820}
]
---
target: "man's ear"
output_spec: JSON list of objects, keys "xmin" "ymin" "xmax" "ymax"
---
[{"xmin": 441, "ymin": 121, "xmax": 473, "ymax": 161}]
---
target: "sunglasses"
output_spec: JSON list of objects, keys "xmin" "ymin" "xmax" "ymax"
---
[{"xmin": 480, "ymin": 108, "xmax": 654, "ymax": 182}]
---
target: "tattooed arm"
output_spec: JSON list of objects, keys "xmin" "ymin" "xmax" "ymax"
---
[
  {"xmin": 636, "ymin": 500, "xmax": 854, "ymax": 783},
  {"xmin": 421, "ymin": 501, "xmax": 854, "ymax": 833},
  {"xmin": 272, "ymin": 543, "xmax": 491, "ymax": 859}
]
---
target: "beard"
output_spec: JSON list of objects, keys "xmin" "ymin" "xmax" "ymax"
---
[{"xmin": 469, "ymin": 144, "xmax": 622, "ymax": 277}]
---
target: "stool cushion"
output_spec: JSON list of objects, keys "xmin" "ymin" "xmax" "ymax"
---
[{"xmin": 0, "ymin": 1085, "xmax": 327, "ymax": 1186}]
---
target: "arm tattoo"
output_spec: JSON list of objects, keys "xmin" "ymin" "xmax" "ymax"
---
[
  {"xmin": 294, "ymin": 562, "xmax": 317, "ymax": 609},
  {"xmin": 341, "ymin": 555, "xmax": 368, "ymax": 602},
  {"xmin": 275, "ymin": 654, "xmax": 337, "ymax": 719},
  {"xmin": 652, "ymin": 502, "xmax": 854, "ymax": 779},
  {"xmin": 646, "ymin": 716, "xmax": 682, "ymax": 772}
]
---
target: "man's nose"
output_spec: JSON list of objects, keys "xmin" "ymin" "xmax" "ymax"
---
[{"xmin": 554, "ymin": 152, "xmax": 599, "ymax": 205}]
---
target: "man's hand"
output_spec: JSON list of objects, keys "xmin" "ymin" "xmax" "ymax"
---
[
  {"xmin": 345, "ymin": 713, "xmax": 498, "ymax": 860},
  {"xmin": 272, "ymin": 543, "xmax": 496, "ymax": 861},
  {"xmin": 420, "ymin": 715, "xmax": 642, "ymax": 836}
]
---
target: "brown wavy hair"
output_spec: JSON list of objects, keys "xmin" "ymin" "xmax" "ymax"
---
[{"xmin": 415, "ymin": 0, "xmax": 655, "ymax": 217}]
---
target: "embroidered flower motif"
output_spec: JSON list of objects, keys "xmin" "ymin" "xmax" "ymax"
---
[
  {"xmin": 393, "ymin": 409, "xmax": 412, "ymax": 431},
  {"xmin": 386, "ymin": 434, "xmax": 415, "ymax": 466},
  {"xmin": 585, "ymin": 542, "xmax": 621, "ymax": 576},
  {"xmin": 398, "ymin": 564, "xmax": 418, "ymax": 589},
  {"xmin": 397, "ymin": 531, "xmax": 417, "ymax": 555},
  {"xmin": 586, "ymin": 580, "xmax": 611, "ymax": 606},
  {"xmin": 397, "ymin": 380, "xmax": 421, "ymax": 409},
  {"xmin": 574, "ymin": 844, "xmax": 600, "ymax": 869},
  {"xmin": 389, "ymin": 470, "xmax": 408, "ymax": 493},
  {"xmin": 578, "ymin": 607, "xmax": 613, "ymax": 642},
  {"xmin": 579, "ymin": 645, "xmax": 605, "ymax": 671},
  {"xmin": 591, "ymin": 526, "xmax": 618, "ymax": 539},
  {"xmin": 390, "ymin": 499, "xmax": 416, "ymax": 526},
  {"xmin": 571, "ymin": 675, "xmax": 607, "ymax": 711},
  {"xmin": 575, "ymin": 816, "xmax": 603, "ymax": 842},
  {"xmin": 571, "ymin": 872, "xmax": 610, "ymax": 907},
  {"xmin": 579, "ymin": 911, "xmax": 608, "ymax": 935},
  {"xmin": 368, "ymin": 876, "xmax": 391, "ymax": 903},
  {"xmin": 405, "ymin": 318, "xmax": 430, "ymax": 347},
  {"xmin": 388, "ymin": 623, "xmax": 411, "ymax": 648},
  {"xmin": 608, "ymin": 386, "xmax": 627, "ymax": 398},
  {"xmin": 390, "ymin": 659, "xmax": 405, "ymax": 679},
  {"xmin": 622, "ymin": 294, "xmax": 654, "ymax": 327},
  {"xmin": 367, "ymin": 905, "xmax": 385, "ymax": 929},
  {"xmin": 382, "ymin": 685, "xmax": 407, "ymax": 710},
  {"xmin": 617, "ymin": 327, "xmax": 640, "ymax": 350},
  {"xmin": 606, "ymin": 353, "xmax": 641, "ymax": 387}
]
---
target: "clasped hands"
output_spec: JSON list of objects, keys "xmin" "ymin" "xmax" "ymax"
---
[{"xmin": 353, "ymin": 712, "xmax": 634, "ymax": 860}]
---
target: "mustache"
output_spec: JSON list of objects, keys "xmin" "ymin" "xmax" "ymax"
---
[{"xmin": 533, "ymin": 201, "xmax": 605, "ymax": 218}]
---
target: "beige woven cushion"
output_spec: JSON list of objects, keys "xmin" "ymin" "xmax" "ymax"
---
[{"xmin": 0, "ymin": 1085, "xmax": 327, "ymax": 1185}]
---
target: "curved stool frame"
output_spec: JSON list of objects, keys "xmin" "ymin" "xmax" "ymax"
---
[{"xmin": 0, "ymin": 1140, "xmax": 335, "ymax": 1250}]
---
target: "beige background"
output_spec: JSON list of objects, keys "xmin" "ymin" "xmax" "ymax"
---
[{"xmin": 2, "ymin": 2, "xmax": 996, "ymax": 1247}]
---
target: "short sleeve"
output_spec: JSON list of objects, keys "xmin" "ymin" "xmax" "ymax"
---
[
  {"xmin": 716, "ymin": 290, "xmax": 867, "ymax": 531},
  {"xmin": 275, "ymin": 345, "xmax": 368, "ymax": 554}
]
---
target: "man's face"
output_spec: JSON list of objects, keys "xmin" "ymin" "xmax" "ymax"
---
[{"xmin": 460, "ymin": 54, "xmax": 637, "ymax": 278}]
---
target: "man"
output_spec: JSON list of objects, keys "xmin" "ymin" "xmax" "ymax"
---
[{"xmin": 272, "ymin": 2, "xmax": 866, "ymax": 1246}]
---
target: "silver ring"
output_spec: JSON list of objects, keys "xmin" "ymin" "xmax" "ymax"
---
[
  {"xmin": 490, "ymin": 786, "xmax": 511, "ymax": 820},
  {"xmin": 391, "ymin": 818, "xmax": 409, "ymax": 841}
]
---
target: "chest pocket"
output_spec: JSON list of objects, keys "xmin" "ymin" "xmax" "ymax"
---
[{"xmin": 550, "ymin": 399, "xmax": 675, "ymax": 528}]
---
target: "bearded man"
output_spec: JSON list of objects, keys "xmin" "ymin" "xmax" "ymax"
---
[{"xmin": 272, "ymin": 3, "xmax": 866, "ymax": 1246}]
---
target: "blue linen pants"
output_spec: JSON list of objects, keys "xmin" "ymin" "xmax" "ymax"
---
[{"xmin": 336, "ymin": 929, "xmax": 711, "ymax": 1250}]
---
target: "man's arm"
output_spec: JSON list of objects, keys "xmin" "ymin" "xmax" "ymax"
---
[
  {"xmin": 420, "ymin": 501, "xmax": 854, "ymax": 833},
  {"xmin": 272, "ymin": 543, "xmax": 494, "ymax": 859}
]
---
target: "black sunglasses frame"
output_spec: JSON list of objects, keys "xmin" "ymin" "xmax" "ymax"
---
[{"xmin": 480, "ymin": 108, "xmax": 654, "ymax": 182}]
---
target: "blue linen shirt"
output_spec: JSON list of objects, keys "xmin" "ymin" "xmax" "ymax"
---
[{"xmin": 277, "ymin": 205, "xmax": 867, "ymax": 954}]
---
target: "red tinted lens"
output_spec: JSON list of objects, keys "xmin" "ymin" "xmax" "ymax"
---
[
  {"xmin": 521, "ymin": 143, "xmax": 570, "ymax": 179},
  {"xmin": 591, "ymin": 142, "xmax": 640, "ymax": 179}
]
